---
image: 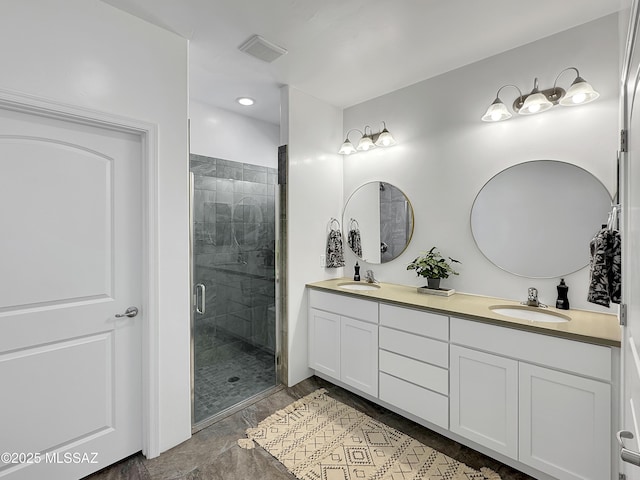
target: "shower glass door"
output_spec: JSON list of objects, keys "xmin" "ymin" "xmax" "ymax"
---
[{"xmin": 190, "ymin": 154, "xmax": 277, "ymax": 426}]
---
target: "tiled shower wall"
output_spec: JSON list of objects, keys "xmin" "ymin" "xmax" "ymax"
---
[{"xmin": 191, "ymin": 154, "xmax": 277, "ymax": 367}]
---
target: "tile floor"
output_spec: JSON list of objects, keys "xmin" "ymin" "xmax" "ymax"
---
[
  {"xmin": 84, "ymin": 377, "xmax": 535, "ymax": 480},
  {"xmin": 193, "ymin": 341, "xmax": 276, "ymax": 422}
]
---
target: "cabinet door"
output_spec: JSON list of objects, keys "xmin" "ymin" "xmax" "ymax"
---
[
  {"xmin": 450, "ymin": 345, "xmax": 518, "ymax": 459},
  {"xmin": 308, "ymin": 308, "xmax": 341, "ymax": 380},
  {"xmin": 341, "ymin": 316, "xmax": 378, "ymax": 397},
  {"xmin": 519, "ymin": 363, "xmax": 611, "ymax": 480}
]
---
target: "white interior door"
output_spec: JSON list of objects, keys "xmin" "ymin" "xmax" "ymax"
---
[
  {"xmin": 0, "ymin": 105, "xmax": 142, "ymax": 479},
  {"xmin": 621, "ymin": 1, "xmax": 640, "ymax": 478}
]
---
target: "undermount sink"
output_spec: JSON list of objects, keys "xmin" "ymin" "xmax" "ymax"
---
[
  {"xmin": 489, "ymin": 305, "xmax": 570, "ymax": 323},
  {"xmin": 337, "ymin": 282, "xmax": 381, "ymax": 291}
]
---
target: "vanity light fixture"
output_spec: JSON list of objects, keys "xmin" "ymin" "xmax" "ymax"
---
[
  {"xmin": 338, "ymin": 122, "xmax": 396, "ymax": 155},
  {"xmin": 375, "ymin": 121, "xmax": 397, "ymax": 147},
  {"xmin": 518, "ymin": 78, "xmax": 553, "ymax": 115},
  {"xmin": 556, "ymin": 67, "xmax": 600, "ymax": 106},
  {"xmin": 357, "ymin": 126, "xmax": 376, "ymax": 151},
  {"xmin": 481, "ymin": 84, "xmax": 523, "ymax": 122},
  {"xmin": 481, "ymin": 67, "xmax": 599, "ymax": 122},
  {"xmin": 338, "ymin": 129, "xmax": 360, "ymax": 155}
]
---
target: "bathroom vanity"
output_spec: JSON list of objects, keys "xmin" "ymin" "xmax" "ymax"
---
[{"xmin": 306, "ymin": 278, "xmax": 620, "ymax": 480}]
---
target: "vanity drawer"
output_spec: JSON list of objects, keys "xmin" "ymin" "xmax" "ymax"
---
[
  {"xmin": 309, "ymin": 289, "xmax": 378, "ymax": 323},
  {"xmin": 379, "ymin": 326, "xmax": 448, "ymax": 368},
  {"xmin": 379, "ymin": 350, "xmax": 448, "ymax": 395},
  {"xmin": 379, "ymin": 372, "xmax": 448, "ymax": 429},
  {"xmin": 380, "ymin": 304, "xmax": 448, "ymax": 340}
]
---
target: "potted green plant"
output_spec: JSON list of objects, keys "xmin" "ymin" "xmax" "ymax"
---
[{"xmin": 406, "ymin": 247, "xmax": 460, "ymax": 290}]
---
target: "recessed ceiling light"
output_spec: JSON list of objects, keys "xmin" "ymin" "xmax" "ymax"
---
[{"xmin": 236, "ymin": 97, "xmax": 255, "ymax": 106}]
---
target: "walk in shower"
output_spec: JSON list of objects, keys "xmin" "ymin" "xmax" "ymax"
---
[{"xmin": 190, "ymin": 154, "xmax": 278, "ymax": 427}]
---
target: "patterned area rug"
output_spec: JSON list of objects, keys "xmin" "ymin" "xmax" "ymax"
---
[{"xmin": 238, "ymin": 389, "xmax": 501, "ymax": 480}]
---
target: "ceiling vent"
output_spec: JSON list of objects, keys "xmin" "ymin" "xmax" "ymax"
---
[{"xmin": 238, "ymin": 35, "xmax": 287, "ymax": 63}]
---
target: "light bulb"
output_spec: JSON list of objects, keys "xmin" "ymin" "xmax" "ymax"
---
[
  {"xmin": 519, "ymin": 91, "xmax": 552, "ymax": 115},
  {"xmin": 571, "ymin": 93, "xmax": 586, "ymax": 104}
]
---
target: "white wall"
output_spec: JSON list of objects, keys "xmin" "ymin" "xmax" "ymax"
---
[
  {"xmin": 190, "ymin": 100, "xmax": 279, "ymax": 167},
  {"xmin": 282, "ymin": 86, "xmax": 344, "ymax": 385},
  {"xmin": 0, "ymin": 0, "xmax": 191, "ymax": 453},
  {"xmin": 343, "ymin": 14, "xmax": 620, "ymax": 312}
]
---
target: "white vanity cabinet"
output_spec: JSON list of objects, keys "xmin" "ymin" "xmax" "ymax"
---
[
  {"xmin": 308, "ymin": 290, "xmax": 379, "ymax": 397},
  {"xmin": 308, "ymin": 308, "xmax": 341, "ymax": 379},
  {"xmin": 450, "ymin": 317, "xmax": 612, "ymax": 480},
  {"xmin": 450, "ymin": 345, "xmax": 518, "ymax": 459},
  {"xmin": 518, "ymin": 362, "xmax": 611, "ymax": 480},
  {"xmin": 378, "ymin": 304, "xmax": 450, "ymax": 429},
  {"xmin": 340, "ymin": 316, "xmax": 378, "ymax": 396}
]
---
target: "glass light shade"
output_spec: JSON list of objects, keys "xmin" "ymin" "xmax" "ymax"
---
[
  {"xmin": 375, "ymin": 128, "xmax": 396, "ymax": 147},
  {"xmin": 357, "ymin": 135, "xmax": 376, "ymax": 151},
  {"xmin": 519, "ymin": 92, "xmax": 553, "ymax": 115},
  {"xmin": 559, "ymin": 78, "xmax": 599, "ymax": 106},
  {"xmin": 338, "ymin": 139, "xmax": 357, "ymax": 155},
  {"xmin": 482, "ymin": 98, "xmax": 512, "ymax": 122}
]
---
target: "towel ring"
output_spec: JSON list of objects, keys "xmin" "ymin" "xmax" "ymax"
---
[
  {"xmin": 329, "ymin": 217, "xmax": 341, "ymax": 231},
  {"xmin": 350, "ymin": 218, "xmax": 360, "ymax": 230},
  {"xmin": 607, "ymin": 204, "xmax": 621, "ymax": 231}
]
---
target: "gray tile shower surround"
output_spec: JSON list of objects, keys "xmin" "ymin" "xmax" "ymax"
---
[
  {"xmin": 85, "ymin": 377, "xmax": 535, "ymax": 480},
  {"xmin": 191, "ymin": 155, "xmax": 277, "ymax": 423}
]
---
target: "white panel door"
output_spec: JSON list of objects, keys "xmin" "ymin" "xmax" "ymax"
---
[
  {"xmin": 308, "ymin": 308, "xmax": 341, "ymax": 380},
  {"xmin": 450, "ymin": 345, "xmax": 518, "ymax": 459},
  {"xmin": 519, "ymin": 362, "xmax": 610, "ymax": 480},
  {"xmin": 0, "ymin": 107, "xmax": 142, "ymax": 479},
  {"xmin": 621, "ymin": 1, "xmax": 640, "ymax": 479},
  {"xmin": 340, "ymin": 316, "xmax": 378, "ymax": 397}
]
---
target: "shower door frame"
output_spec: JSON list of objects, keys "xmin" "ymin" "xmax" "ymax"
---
[{"xmin": 189, "ymin": 167, "xmax": 283, "ymax": 432}]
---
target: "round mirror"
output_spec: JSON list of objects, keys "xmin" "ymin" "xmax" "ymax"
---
[
  {"xmin": 470, "ymin": 160, "xmax": 611, "ymax": 278},
  {"xmin": 343, "ymin": 182, "xmax": 414, "ymax": 264}
]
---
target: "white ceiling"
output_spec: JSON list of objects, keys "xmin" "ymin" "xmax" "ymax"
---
[{"xmin": 103, "ymin": 0, "xmax": 626, "ymax": 125}]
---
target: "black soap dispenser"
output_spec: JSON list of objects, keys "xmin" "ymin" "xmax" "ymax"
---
[
  {"xmin": 556, "ymin": 279, "xmax": 570, "ymax": 310},
  {"xmin": 354, "ymin": 262, "xmax": 361, "ymax": 281}
]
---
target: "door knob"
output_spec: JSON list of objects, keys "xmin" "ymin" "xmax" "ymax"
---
[
  {"xmin": 116, "ymin": 306, "xmax": 139, "ymax": 318},
  {"xmin": 618, "ymin": 430, "xmax": 640, "ymax": 466}
]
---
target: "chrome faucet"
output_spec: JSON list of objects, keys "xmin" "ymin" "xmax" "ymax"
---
[
  {"xmin": 364, "ymin": 270, "xmax": 378, "ymax": 284},
  {"xmin": 523, "ymin": 287, "xmax": 546, "ymax": 308}
]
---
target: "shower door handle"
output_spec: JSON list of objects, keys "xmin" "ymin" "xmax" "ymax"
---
[{"xmin": 195, "ymin": 283, "xmax": 206, "ymax": 315}]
